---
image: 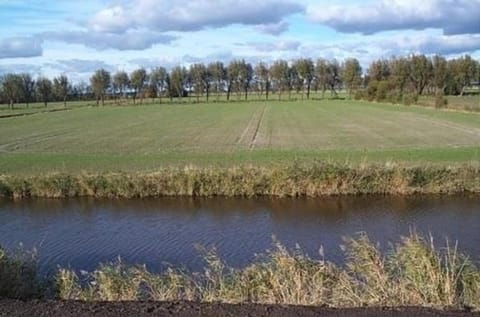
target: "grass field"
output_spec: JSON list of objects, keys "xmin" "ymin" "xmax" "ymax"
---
[{"xmin": 0, "ymin": 99, "xmax": 479, "ymax": 174}]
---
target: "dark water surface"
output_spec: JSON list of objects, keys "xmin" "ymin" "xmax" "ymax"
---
[{"xmin": 0, "ymin": 196, "xmax": 479, "ymax": 274}]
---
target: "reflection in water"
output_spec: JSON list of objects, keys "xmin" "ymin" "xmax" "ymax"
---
[{"xmin": 0, "ymin": 195, "xmax": 479, "ymax": 275}]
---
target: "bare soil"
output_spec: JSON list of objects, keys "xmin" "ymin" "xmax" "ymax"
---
[{"xmin": 1, "ymin": 300, "xmax": 479, "ymax": 317}]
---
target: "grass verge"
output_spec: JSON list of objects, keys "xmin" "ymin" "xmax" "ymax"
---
[{"xmin": 1, "ymin": 163, "xmax": 479, "ymax": 198}]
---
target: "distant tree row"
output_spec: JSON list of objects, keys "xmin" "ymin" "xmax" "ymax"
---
[
  {"xmin": 1, "ymin": 54, "xmax": 479, "ymax": 108},
  {"xmin": 359, "ymin": 55, "xmax": 479, "ymax": 106}
]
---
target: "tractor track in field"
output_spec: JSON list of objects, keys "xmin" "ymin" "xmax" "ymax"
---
[{"xmin": 249, "ymin": 104, "xmax": 267, "ymax": 150}]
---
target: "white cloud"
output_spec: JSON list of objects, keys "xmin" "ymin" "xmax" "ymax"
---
[
  {"xmin": 255, "ymin": 21, "xmax": 290, "ymax": 36},
  {"xmin": 247, "ymin": 40, "xmax": 301, "ymax": 52},
  {"xmin": 0, "ymin": 37, "xmax": 43, "ymax": 59},
  {"xmin": 42, "ymin": 30, "xmax": 176, "ymax": 51},
  {"xmin": 89, "ymin": 0, "xmax": 304, "ymax": 33},
  {"xmin": 53, "ymin": 59, "xmax": 115, "ymax": 73},
  {"xmin": 381, "ymin": 34, "xmax": 480, "ymax": 56},
  {"xmin": 308, "ymin": 0, "xmax": 480, "ymax": 35}
]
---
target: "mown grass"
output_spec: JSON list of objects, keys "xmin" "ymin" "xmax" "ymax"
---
[
  {"xmin": 3, "ymin": 233, "xmax": 478, "ymax": 310},
  {"xmin": 0, "ymin": 163, "xmax": 479, "ymax": 198}
]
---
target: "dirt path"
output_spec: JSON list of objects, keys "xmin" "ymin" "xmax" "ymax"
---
[{"xmin": 0, "ymin": 300, "xmax": 478, "ymax": 317}]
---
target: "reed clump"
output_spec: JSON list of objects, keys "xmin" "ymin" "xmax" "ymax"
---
[
  {"xmin": 0, "ymin": 246, "xmax": 42, "ymax": 300},
  {"xmin": 54, "ymin": 233, "xmax": 480, "ymax": 311},
  {"xmin": 0, "ymin": 163, "xmax": 479, "ymax": 199}
]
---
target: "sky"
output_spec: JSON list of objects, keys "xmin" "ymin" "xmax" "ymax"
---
[{"xmin": 0, "ymin": 0, "xmax": 479, "ymax": 82}]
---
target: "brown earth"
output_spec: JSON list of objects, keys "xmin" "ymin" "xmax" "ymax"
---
[{"xmin": 1, "ymin": 301, "xmax": 479, "ymax": 317}]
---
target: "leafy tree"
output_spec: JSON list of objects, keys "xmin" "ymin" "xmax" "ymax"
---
[
  {"xmin": 315, "ymin": 59, "xmax": 329, "ymax": 97},
  {"xmin": 190, "ymin": 63, "xmax": 208, "ymax": 102},
  {"xmin": 432, "ymin": 55, "xmax": 449, "ymax": 95},
  {"xmin": 53, "ymin": 75, "xmax": 69, "ymax": 107},
  {"xmin": 208, "ymin": 62, "xmax": 226, "ymax": 101},
  {"xmin": 367, "ymin": 59, "xmax": 390, "ymax": 83},
  {"xmin": 90, "ymin": 69, "xmax": 111, "ymax": 106},
  {"xmin": 326, "ymin": 59, "xmax": 341, "ymax": 97},
  {"xmin": 408, "ymin": 54, "xmax": 433, "ymax": 96},
  {"xmin": 270, "ymin": 60, "xmax": 289, "ymax": 100},
  {"xmin": 113, "ymin": 71, "xmax": 129, "ymax": 103},
  {"xmin": 454, "ymin": 55, "xmax": 477, "ymax": 96},
  {"xmin": 341, "ymin": 58, "xmax": 362, "ymax": 97},
  {"xmin": 149, "ymin": 67, "xmax": 168, "ymax": 103},
  {"xmin": 238, "ymin": 60, "xmax": 253, "ymax": 100},
  {"xmin": 226, "ymin": 60, "xmax": 252, "ymax": 100},
  {"xmin": 294, "ymin": 58, "xmax": 315, "ymax": 99},
  {"xmin": 389, "ymin": 57, "xmax": 410, "ymax": 96},
  {"xmin": 170, "ymin": 66, "xmax": 187, "ymax": 99},
  {"xmin": 1, "ymin": 73, "xmax": 22, "ymax": 109},
  {"xmin": 288, "ymin": 64, "xmax": 300, "ymax": 100},
  {"xmin": 130, "ymin": 68, "xmax": 148, "ymax": 104},
  {"xmin": 36, "ymin": 77, "xmax": 53, "ymax": 107},
  {"xmin": 254, "ymin": 62, "xmax": 270, "ymax": 100},
  {"xmin": 19, "ymin": 73, "xmax": 35, "ymax": 108}
]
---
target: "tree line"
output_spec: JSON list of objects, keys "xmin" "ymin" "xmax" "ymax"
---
[{"xmin": 1, "ymin": 54, "xmax": 478, "ymax": 108}]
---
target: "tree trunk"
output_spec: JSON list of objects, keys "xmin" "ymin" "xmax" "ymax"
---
[
  {"xmin": 64, "ymin": 96, "xmax": 67, "ymax": 108},
  {"xmin": 101, "ymin": 95, "xmax": 105, "ymax": 106},
  {"xmin": 266, "ymin": 82, "xmax": 269, "ymax": 100},
  {"xmin": 244, "ymin": 88, "xmax": 248, "ymax": 100},
  {"xmin": 307, "ymin": 82, "xmax": 311, "ymax": 100}
]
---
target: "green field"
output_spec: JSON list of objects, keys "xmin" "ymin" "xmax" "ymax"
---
[{"xmin": 0, "ymin": 99, "xmax": 479, "ymax": 174}]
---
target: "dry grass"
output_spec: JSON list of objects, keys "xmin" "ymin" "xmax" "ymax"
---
[
  {"xmin": 0, "ymin": 163, "xmax": 479, "ymax": 199},
  {"xmin": 55, "ymin": 233, "xmax": 480, "ymax": 311}
]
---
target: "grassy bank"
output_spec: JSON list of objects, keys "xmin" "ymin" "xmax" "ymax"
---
[
  {"xmin": 1, "ymin": 233, "xmax": 479, "ymax": 310},
  {"xmin": 1, "ymin": 163, "xmax": 479, "ymax": 198}
]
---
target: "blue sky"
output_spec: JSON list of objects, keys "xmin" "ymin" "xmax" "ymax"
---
[{"xmin": 0, "ymin": 0, "xmax": 479, "ymax": 82}]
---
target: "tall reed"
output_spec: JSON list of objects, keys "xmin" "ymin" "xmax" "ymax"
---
[{"xmin": 1, "ymin": 163, "xmax": 479, "ymax": 198}]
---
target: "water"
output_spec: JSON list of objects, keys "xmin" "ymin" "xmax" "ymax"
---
[{"xmin": 0, "ymin": 195, "xmax": 479, "ymax": 275}]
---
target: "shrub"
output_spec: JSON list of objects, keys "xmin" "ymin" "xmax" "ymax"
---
[{"xmin": 435, "ymin": 93, "xmax": 448, "ymax": 108}]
